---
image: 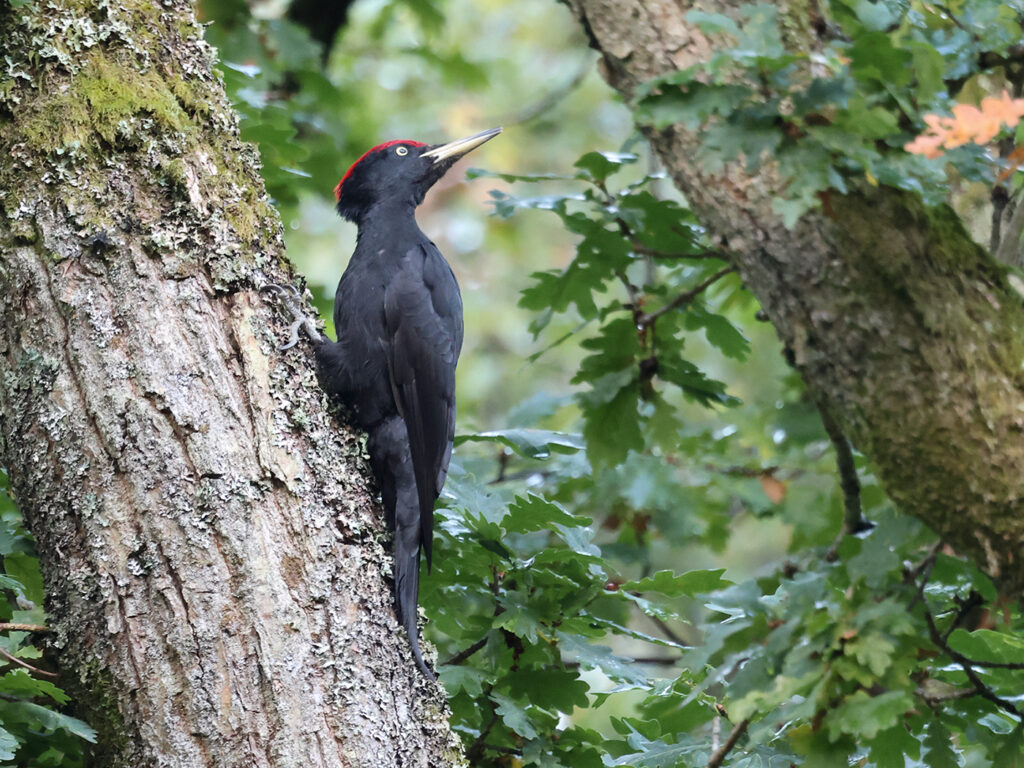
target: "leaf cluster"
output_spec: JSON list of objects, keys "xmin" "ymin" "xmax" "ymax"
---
[
  {"xmin": 633, "ymin": 1, "xmax": 1024, "ymax": 224},
  {"xmin": 473, "ymin": 153, "xmax": 747, "ymax": 470},
  {"xmin": 0, "ymin": 472, "xmax": 94, "ymax": 767}
]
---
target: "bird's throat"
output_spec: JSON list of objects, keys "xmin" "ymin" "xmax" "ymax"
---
[{"xmin": 356, "ymin": 201, "xmax": 425, "ymax": 247}]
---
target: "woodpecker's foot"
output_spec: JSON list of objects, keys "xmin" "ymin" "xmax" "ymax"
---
[{"xmin": 263, "ymin": 283, "xmax": 323, "ymax": 350}]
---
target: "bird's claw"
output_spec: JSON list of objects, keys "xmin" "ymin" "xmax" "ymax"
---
[{"xmin": 262, "ymin": 283, "xmax": 323, "ymax": 350}]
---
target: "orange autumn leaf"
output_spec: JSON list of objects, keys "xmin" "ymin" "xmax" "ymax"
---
[
  {"xmin": 997, "ymin": 144, "xmax": 1024, "ymax": 183},
  {"xmin": 904, "ymin": 132, "xmax": 945, "ymax": 159},
  {"xmin": 759, "ymin": 473, "xmax": 786, "ymax": 504},
  {"xmin": 948, "ymin": 103, "xmax": 999, "ymax": 146},
  {"xmin": 982, "ymin": 90, "xmax": 1024, "ymax": 123},
  {"xmin": 905, "ymin": 90, "xmax": 1024, "ymax": 158}
]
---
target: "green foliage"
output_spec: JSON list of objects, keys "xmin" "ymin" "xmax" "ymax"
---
[
  {"xmin": 473, "ymin": 157, "xmax": 744, "ymax": 472},
  {"xmin": 634, "ymin": 0, "xmax": 1024, "ymax": 225},
  {"xmin": 425, "ymin": 142, "xmax": 1024, "ymax": 766},
  {"xmin": 0, "ymin": 472, "xmax": 94, "ymax": 767},
  {"xmin": 200, "ymin": 0, "xmax": 498, "ymax": 210}
]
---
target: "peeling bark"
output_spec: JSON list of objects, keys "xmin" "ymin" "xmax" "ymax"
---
[
  {"xmin": 0, "ymin": 2, "xmax": 462, "ymax": 766},
  {"xmin": 567, "ymin": 0, "xmax": 1024, "ymax": 589}
]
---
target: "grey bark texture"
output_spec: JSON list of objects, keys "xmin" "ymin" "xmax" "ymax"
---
[
  {"xmin": 0, "ymin": 1, "xmax": 463, "ymax": 766},
  {"xmin": 567, "ymin": 0, "xmax": 1024, "ymax": 589}
]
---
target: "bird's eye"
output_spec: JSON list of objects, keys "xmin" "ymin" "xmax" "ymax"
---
[{"xmin": 395, "ymin": 146, "xmax": 409, "ymax": 156}]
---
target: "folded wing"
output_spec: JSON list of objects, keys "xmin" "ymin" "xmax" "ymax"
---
[{"xmin": 382, "ymin": 245, "xmax": 463, "ymax": 568}]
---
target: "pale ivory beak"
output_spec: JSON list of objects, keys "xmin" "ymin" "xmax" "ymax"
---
[{"xmin": 421, "ymin": 127, "xmax": 503, "ymax": 163}]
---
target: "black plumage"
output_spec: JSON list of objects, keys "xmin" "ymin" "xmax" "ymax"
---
[{"xmin": 314, "ymin": 128, "xmax": 501, "ymax": 679}]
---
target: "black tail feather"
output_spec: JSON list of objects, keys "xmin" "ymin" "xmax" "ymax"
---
[
  {"xmin": 394, "ymin": 541, "xmax": 435, "ymax": 681},
  {"xmin": 368, "ymin": 416, "xmax": 436, "ymax": 681}
]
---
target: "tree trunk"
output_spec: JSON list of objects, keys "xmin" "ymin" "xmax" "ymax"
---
[
  {"xmin": 567, "ymin": 0, "xmax": 1024, "ymax": 591},
  {"xmin": 0, "ymin": 2, "xmax": 461, "ymax": 766}
]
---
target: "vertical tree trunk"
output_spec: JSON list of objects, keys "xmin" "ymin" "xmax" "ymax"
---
[
  {"xmin": 0, "ymin": 2, "xmax": 461, "ymax": 765},
  {"xmin": 567, "ymin": 0, "xmax": 1024, "ymax": 590}
]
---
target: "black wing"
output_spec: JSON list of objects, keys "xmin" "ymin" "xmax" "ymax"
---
[{"xmin": 382, "ymin": 244, "xmax": 463, "ymax": 569}]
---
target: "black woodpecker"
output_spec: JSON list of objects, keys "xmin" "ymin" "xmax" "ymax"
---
[{"xmin": 275, "ymin": 127, "xmax": 501, "ymax": 680}]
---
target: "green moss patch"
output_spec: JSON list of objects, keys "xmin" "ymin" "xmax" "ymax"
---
[{"xmin": 19, "ymin": 51, "xmax": 193, "ymax": 153}]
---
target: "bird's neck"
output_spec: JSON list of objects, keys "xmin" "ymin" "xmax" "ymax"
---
[{"xmin": 356, "ymin": 198, "xmax": 423, "ymax": 237}]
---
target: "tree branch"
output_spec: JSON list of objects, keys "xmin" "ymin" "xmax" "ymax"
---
[
  {"xmin": 920, "ymin": 604, "xmax": 1022, "ymax": 716},
  {"xmin": 465, "ymin": 700, "xmax": 499, "ymax": 762},
  {"xmin": 630, "ymin": 243, "xmax": 731, "ymax": 261},
  {"xmin": 820, "ymin": 402, "xmax": 871, "ymax": 561},
  {"xmin": 443, "ymin": 635, "xmax": 489, "ymax": 667},
  {"xmin": 0, "ymin": 646, "xmax": 57, "ymax": 678},
  {"xmin": 637, "ymin": 267, "xmax": 736, "ymax": 327},
  {"xmin": 942, "ymin": 590, "xmax": 985, "ymax": 641},
  {"xmin": 0, "ymin": 623, "xmax": 49, "ymax": 633},
  {"xmin": 569, "ymin": 0, "xmax": 1024, "ymax": 592},
  {"xmin": 915, "ymin": 685, "xmax": 979, "ymax": 706},
  {"xmin": 499, "ymin": 62, "xmax": 591, "ymax": 125},
  {"xmin": 706, "ymin": 717, "xmax": 751, "ymax": 768},
  {"xmin": 649, "ymin": 614, "xmax": 687, "ymax": 647},
  {"xmin": 914, "ymin": 563, "xmax": 1023, "ymax": 717}
]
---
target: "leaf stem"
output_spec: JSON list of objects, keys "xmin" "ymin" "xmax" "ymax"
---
[
  {"xmin": 637, "ymin": 266, "xmax": 737, "ymax": 327},
  {"xmin": 707, "ymin": 717, "xmax": 751, "ymax": 768}
]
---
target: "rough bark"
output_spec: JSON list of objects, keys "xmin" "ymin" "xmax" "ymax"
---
[
  {"xmin": 0, "ymin": 2, "xmax": 462, "ymax": 766},
  {"xmin": 567, "ymin": 0, "xmax": 1024, "ymax": 589}
]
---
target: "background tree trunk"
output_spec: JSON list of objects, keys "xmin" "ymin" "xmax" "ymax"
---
[
  {"xmin": 0, "ymin": 2, "xmax": 461, "ymax": 765},
  {"xmin": 567, "ymin": 0, "xmax": 1024, "ymax": 590}
]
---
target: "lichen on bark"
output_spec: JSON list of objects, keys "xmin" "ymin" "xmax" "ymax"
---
[{"xmin": 0, "ymin": 1, "xmax": 463, "ymax": 765}]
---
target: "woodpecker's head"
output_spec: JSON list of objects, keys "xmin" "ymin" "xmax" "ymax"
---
[{"xmin": 334, "ymin": 127, "xmax": 502, "ymax": 223}]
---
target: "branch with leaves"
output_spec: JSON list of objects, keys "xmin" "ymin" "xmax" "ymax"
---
[{"xmin": 912, "ymin": 551, "xmax": 1023, "ymax": 718}]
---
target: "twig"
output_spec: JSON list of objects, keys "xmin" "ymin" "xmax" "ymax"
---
[
  {"xmin": 481, "ymin": 743, "xmax": 523, "ymax": 757},
  {"xmin": 0, "ymin": 646, "xmax": 58, "ymax": 678},
  {"xmin": 913, "ymin": 560, "xmax": 1023, "ymax": 717},
  {"xmin": 561, "ymin": 655, "xmax": 679, "ymax": 668},
  {"xmin": 906, "ymin": 541, "xmax": 942, "ymax": 611},
  {"xmin": 942, "ymin": 590, "xmax": 984, "ymax": 641},
  {"xmin": 819, "ymin": 404, "xmax": 870, "ymax": 561},
  {"xmin": 920, "ymin": 604, "xmax": 1022, "ymax": 716},
  {"xmin": 704, "ymin": 463, "xmax": 781, "ymax": 478},
  {"xmin": 932, "ymin": 4, "xmax": 974, "ymax": 36},
  {"xmin": 500, "ymin": 62, "xmax": 590, "ymax": 126},
  {"xmin": 443, "ymin": 635, "xmax": 488, "ymax": 667},
  {"xmin": 487, "ymin": 468, "xmax": 555, "ymax": 486},
  {"xmin": 915, "ymin": 685, "xmax": 978, "ymax": 706},
  {"xmin": 956, "ymin": 658, "xmax": 1024, "ymax": 670},
  {"xmin": 491, "ymin": 449, "xmax": 510, "ymax": 484},
  {"xmin": 615, "ymin": 268, "xmax": 642, "ymax": 310},
  {"xmin": 707, "ymin": 717, "xmax": 751, "ymax": 768},
  {"xmin": 630, "ymin": 243, "xmax": 731, "ymax": 261},
  {"xmin": 0, "ymin": 623, "xmax": 49, "ymax": 633},
  {"xmin": 650, "ymin": 614, "xmax": 687, "ymax": 647},
  {"xmin": 637, "ymin": 267, "xmax": 737, "ymax": 327},
  {"xmin": 608, "ymin": 204, "xmax": 730, "ymax": 265},
  {"xmin": 465, "ymin": 704, "xmax": 499, "ymax": 762}
]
